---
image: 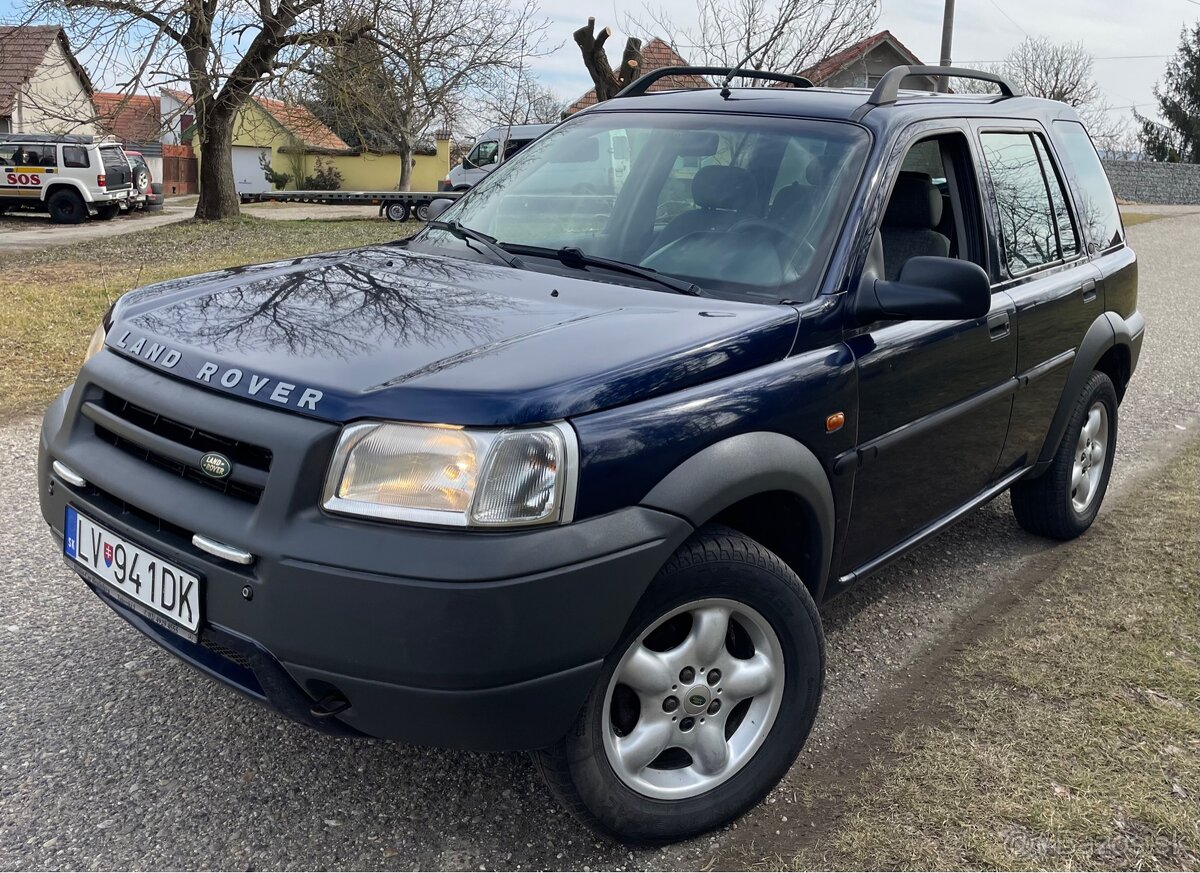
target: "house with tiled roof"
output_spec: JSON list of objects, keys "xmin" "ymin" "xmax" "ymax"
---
[
  {"xmin": 564, "ymin": 38, "xmax": 709, "ymax": 115},
  {"xmin": 799, "ymin": 30, "xmax": 933, "ymax": 90},
  {"xmin": 0, "ymin": 25, "xmax": 96, "ymax": 135},
  {"xmin": 160, "ymin": 88, "xmax": 449, "ymax": 194}
]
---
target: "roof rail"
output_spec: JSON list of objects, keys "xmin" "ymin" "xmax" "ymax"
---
[
  {"xmin": 0, "ymin": 132, "xmax": 95, "ymax": 144},
  {"xmin": 866, "ymin": 65, "xmax": 1021, "ymax": 107},
  {"xmin": 614, "ymin": 66, "xmax": 814, "ymax": 99}
]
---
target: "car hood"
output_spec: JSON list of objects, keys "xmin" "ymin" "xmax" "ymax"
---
[{"xmin": 106, "ymin": 246, "xmax": 799, "ymax": 425}]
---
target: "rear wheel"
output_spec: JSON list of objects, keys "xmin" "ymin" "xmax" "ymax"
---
[
  {"xmin": 46, "ymin": 189, "xmax": 86, "ymax": 224},
  {"xmin": 533, "ymin": 526, "xmax": 824, "ymax": 844},
  {"xmin": 385, "ymin": 202, "xmax": 409, "ymax": 222},
  {"xmin": 414, "ymin": 202, "xmax": 432, "ymax": 222},
  {"xmin": 94, "ymin": 202, "xmax": 121, "ymax": 221},
  {"xmin": 1011, "ymin": 370, "xmax": 1118, "ymax": 539}
]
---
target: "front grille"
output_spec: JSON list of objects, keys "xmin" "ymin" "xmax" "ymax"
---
[{"xmin": 94, "ymin": 391, "xmax": 271, "ymax": 503}]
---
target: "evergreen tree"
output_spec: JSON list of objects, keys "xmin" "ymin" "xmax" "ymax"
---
[{"xmin": 1136, "ymin": 23, "xmax": 1200, "ymax": 162}]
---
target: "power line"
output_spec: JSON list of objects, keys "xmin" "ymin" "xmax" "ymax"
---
[
  {"xmin": 986, "ymin": 0, "xmax": 1031, "ymax": 38},
  {"xmin": 958, "ymin": 54, "xmax": 1170, "ymax": 63}
]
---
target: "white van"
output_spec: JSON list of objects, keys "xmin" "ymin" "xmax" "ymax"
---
[{"xmin": 444, "ymin": 123, "xmax": 555, "ymax": 190}]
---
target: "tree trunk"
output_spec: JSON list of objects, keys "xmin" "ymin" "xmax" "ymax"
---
[
  {"xmin": 574, "ymin": 18, "xmax": 643, "ymax": 104},
  {"xmin": 398, "ymin": 145, "xmax": 414, "ymax": 191},
  {"xmin": 195, "ymin": 113, "xmax": 240, "ymax": 220}
]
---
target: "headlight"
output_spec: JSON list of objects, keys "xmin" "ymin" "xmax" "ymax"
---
[
  {"xmin": 83, "ymin": 323, "xmax": 107, "ymax": 363},
  {"xmin": 322, "ymin": 421, "xmax": 578, "ymax": 528},
  {"xmin": 83, "ymin": 299, "xmax": 120, "ymax": 364}
]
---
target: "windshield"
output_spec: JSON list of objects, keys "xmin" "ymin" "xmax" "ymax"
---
[{"xmin": 419, "ymin": 111, "xmax": 869, "ymax": 302}]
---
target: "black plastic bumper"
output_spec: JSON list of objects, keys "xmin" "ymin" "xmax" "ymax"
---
[{"xmin": 39, "ymin": 365, "xmax": 693, "ymax": 750}]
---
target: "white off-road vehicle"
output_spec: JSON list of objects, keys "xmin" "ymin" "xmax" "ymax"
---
[{"xmin": 0, "ymin": 133, "xmax": 132, "ymax": 224}]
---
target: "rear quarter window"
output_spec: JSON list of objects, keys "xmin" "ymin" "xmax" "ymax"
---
[
  {"xmin": 62, "ymin": 145, "xmax": 89, "ymax": 168},
  {"xmin": 1052, "ymin": 120, "xmax": 1123, "ymax": 253}
]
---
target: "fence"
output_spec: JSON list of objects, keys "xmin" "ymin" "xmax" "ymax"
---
[{"xmin": 1103, "ymin": 158, "xmax": 1200, "ymax": 205}]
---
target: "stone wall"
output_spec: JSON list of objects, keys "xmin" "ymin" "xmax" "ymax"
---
[{"xmin": 1103, "ymin": 159, "xmax": 1200, "ymax": 204}]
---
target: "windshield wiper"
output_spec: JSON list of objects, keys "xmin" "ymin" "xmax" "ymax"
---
[
  {"xmin": 505, "ymin": 244, "xmax": 701, "ymax": 296},
  {"xmin": 427, "ymin": 220, "xmax": 523, "ymax": 268}
]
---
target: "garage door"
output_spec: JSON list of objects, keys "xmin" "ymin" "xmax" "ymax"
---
[{"xmin": 231, "ymin": 147, "xmax": 271, "ymax": 194}]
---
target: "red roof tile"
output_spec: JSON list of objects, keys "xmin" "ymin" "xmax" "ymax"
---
[
  {"xmin": 564, "ymin": 37, "xmax": 709, "ymax": 114},
  {"xmin": 253, "ymin": 95, "xmax": 349, "ymax": 150},
  {"xmin": 94, "ymin": 92, "xmax": 161, "ymax": 143}
]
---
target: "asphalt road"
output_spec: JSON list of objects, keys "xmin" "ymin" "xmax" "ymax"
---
[{"xmin": 1, "ymin": 214, "xmax": 1197, "ymax": 870}]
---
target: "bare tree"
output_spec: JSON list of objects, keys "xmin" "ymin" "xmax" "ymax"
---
[
  {"xmin": 19, "ymin": 0, "xmax": 385, "ymax": 220},
  {"xmin": 634, "ymin": 0, "xmax": 879, "ymax": 82},
  {"xmin": 979, "ymin": 37, "xmax": 1127, "ymax": 153},
  {"xmin": 305, "ymin": 0, "xmax": 550, "ymax": 190}
]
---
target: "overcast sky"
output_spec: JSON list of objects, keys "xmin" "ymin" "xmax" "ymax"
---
[
  {"xmin": 1, "ymin": 0, "xmax": 1191, "ymax": 125},
  {"xmin": 531, "ymin": 0, "xmax": 1191, "ymax": 123}
]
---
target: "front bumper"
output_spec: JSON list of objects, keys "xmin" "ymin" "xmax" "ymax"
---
[{"xmin": 39, "ymin": 355, "xmax": 692, "ymax": 749}]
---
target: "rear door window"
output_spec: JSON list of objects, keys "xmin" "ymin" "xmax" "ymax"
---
[
  {"xmin": 1032, "ymin": 136, "xmax": 1079, "ymax": 258},
  {"xmin": 63, "ymin": 145, "xmax": 89, "ymax": 168},
  {"xmin": 980, "ymin": 132, "xmax": 1062, "ymax": 276},
  {"xmin": 1052, "ymin": 120, "xmax": 1124, "ymax": 253}
]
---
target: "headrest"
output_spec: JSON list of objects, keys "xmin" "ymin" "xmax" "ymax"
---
[
  {"xmin": 692, "ymin": 164, "xmax": 756, "ymax": 211},
  {"xmin": 884, "ymin": 172, "xmax": 943, "ymax": 229}
]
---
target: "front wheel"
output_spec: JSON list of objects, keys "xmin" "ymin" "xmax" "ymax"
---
[
  {"xmin": 533, "ymin": 526, "xmax": 824, "ymax": 844},
  {"xmin": 1011, "ymin": 370, "xmax": 1118, "ymax": 539}
]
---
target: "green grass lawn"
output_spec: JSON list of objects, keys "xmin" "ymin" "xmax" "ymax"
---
[
  {"xmin": 789, "ymin": 441, "xmax": 1200, "ymax": 870},
  {"xmin": 0, "ymin": 216, "xmax": 414, "ymax": 419}
]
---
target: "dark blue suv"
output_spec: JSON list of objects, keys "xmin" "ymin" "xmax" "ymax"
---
[{"xmin": 38, "ymin": 65, "xmax": 1141, "ymax": 843}]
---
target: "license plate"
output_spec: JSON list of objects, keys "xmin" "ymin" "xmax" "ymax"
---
[{"xmin": 64, "ymin": 506, "xmax": 201, "ymax": 639}]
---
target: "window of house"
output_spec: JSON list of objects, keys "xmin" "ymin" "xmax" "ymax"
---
[
  {"xmin": 1052, "ymin": 120, "xmax": 1124, "ymax": 253},
  {"xmin": 62, "ymin": 145, "xmax": 89, "ymax": 168},
  {"xmin": 980, "ymin": 132, "xmax": 1063, "ymax": 275}
]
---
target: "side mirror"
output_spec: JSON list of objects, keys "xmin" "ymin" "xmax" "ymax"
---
[
  {"xmin": 857, "ymin": 257, "xmax": 991, "ymax": 323},
  {"xmin": 425, "ymin": 198, "xmax": 454, "ymax": 221}
]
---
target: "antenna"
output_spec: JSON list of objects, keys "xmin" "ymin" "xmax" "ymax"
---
[{"xmin": 719, "ymin": 39, "xmax": 777, "ymax": 99}]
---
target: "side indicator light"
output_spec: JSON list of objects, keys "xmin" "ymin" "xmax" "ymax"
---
[{"xmin": 825, "ymin": 412, "xmax": 845, "ymax": 433}]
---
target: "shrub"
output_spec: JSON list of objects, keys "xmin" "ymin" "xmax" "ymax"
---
[
  {"xmin": 303, "ymin": 158, "xmax": 343, "ymax": 190},
  {"xmin": 258, "ymin": 153, "xmax": 292, "ymax": 190}
]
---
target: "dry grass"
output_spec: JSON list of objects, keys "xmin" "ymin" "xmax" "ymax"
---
[
  {"xmin": 790, "ymin": 442, "xmax": 1200, "ymax": 870},
  {"xmin": 1121, "ymin": 212, "xmax": 1167, "ymax": 227},
  {"xmin": 0, "ymin": 216, "xmax": 413, "ymax": 418}
]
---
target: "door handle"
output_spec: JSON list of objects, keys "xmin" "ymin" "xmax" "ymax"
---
[
  {"xmin": 987, "ymin": 312, "xmax": 1011, "ymax": 341},
  {"xmin": 1081, "ymin": 279, "xmax": 1098, "ymax": 303}
]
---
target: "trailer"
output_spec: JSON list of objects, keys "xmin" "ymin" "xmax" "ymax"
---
[{"xmin": 238, "ymin": 189, "xmax": 462, "ymax": 222}]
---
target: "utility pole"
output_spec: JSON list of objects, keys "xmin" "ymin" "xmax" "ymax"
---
[{"xmin": 938, "ymin": 0, "xmax": 956, "ymax": 92}]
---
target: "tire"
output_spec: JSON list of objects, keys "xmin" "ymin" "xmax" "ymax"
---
[
  {"xmin": 1011, "ymin": 370, "xmax": 1118, "ymax": 540},
  {"xmin": 0, "ymin": 204, "xmax": 8, "ymax": 216},
  {"xmin": 46, "ymin": 189, "xmax": 87, "ymax": 224},
  {"xmin": 533, "ymin": 525, "xmax": 824, "ymax": 844},
  {"xmin": 414, "ymin": 202, "xmax": 432, "ymax": 222},
  {"xmin": 95, "ymin": 203, "xmax": 121, "ymax": 221},
  {"xmin": 385, "ymin": 202, "xmax": 409, "ymax": 222}
]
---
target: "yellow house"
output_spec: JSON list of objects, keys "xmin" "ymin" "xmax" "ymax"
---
[{"xmin": 165, "ymin": 89, "xmax": 450, "ymax": 194}]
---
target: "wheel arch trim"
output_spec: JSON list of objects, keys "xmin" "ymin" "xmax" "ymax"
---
[
  {"xmin": 1034, "ymin": 311, "xmax": 1137, "ymax": 471},
  {"xmin": 640, "ymin": 431, "xmax": 835, "ymax": 597}
]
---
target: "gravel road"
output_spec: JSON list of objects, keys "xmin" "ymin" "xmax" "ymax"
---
[{"xmin": 1, "ymin": 215, "xmax": 1197, "ymax": 871}]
